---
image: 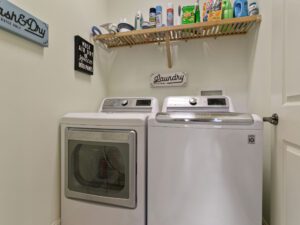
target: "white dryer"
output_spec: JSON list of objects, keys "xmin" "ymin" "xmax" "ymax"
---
[
  {"xmin": 148, "ymin": 96, "xmax": 263, "ymax": 225},
  {"xmin": 61, "ymin": 97, "xmax": 158, "ymax": 225}
]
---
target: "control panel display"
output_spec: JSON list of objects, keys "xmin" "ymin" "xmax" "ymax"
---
[
  {"xmin": 208, "ymin": 98, "xmax": 226, "ymax": 106},
  {"xmin": 136, "ymin": 99, "xmax": 151, "ymax": 106}
]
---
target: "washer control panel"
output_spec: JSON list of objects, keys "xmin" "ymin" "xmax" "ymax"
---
[
  {"xmin": 101, "ymin": 97, "xmax": 158, "ymax": 113},
  {"xmin": 162, "ymin": 96, "xmax": 234, "ymax": 113}
]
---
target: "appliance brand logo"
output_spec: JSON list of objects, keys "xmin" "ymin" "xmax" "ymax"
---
[
  {"xmin": 248, "ymin": 135, "xmax": 256, "ymax": 144},
  {"xmin": 151, "ymin": 72, "xmax": 188, "ymax": 88},
  {"xmin": 0, "ymin": 0, "xmax": 48, "ymax": 47}
]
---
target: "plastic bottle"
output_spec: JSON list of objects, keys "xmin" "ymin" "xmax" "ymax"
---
[
  {"xmin": 234, "ymin": 0, "xmax": 249, "ymax": 17},
  {"xmin": 156, "ymin": 6, "xmax": 163, "ymax": 28},
  {"xmin": 194, "ymin": 2, "xmax": 201, "ymax": 23},
  {"xmin": 135, "ymin": 10, "xmax": 143, "ymax": 30},
  {"xmin": 149, "ymin": 8, "xmax": 156, "ymax": 27},
  {"xmin": 222, "ymin": 0, "xmax": 233, "ymax": 19},
  {"xmin": 167, "ymin": 3, "xmax": 174, "ymax": 26},
  {"xmin": 177, "ymin": 5, "xmax": 182, "ymax": 25}
]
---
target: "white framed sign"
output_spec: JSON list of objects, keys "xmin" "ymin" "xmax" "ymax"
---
[
  {"xmin": 150, "ymin": 72, "xmax": 188, "ymax": 88},
  {"xmin": 0, "ymin": 0, "xmax": 48, "ymax": 47}
]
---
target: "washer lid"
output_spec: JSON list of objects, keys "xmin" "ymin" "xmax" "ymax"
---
[{"xmin": 156, "ymin": 112, "xmax": 254, "ymax": 125}]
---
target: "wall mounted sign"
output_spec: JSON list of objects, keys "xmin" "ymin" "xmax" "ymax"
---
[
  {"xmin": 0, "ymin": 0, "xmax": 48, "ymax": 47},
  {"xmin": 74, "ymin": 35, "xmax": 94, "ymax": 75},
  {"xmin": 150, "ymin": 72, "xmax": 188, "ymax": 88}
]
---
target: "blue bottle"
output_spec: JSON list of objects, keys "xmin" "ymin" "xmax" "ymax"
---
[{"xmin": 234, "ymin": 0, "xmax": 249, "ymax": 17}]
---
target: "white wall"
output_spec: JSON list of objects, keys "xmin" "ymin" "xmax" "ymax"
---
[
  {"xmin": 106, "ymin": 0, "xmax": 251, "ymax": 112},
  {"xmin": 105, "ymin": 0, "xmax": 272, "ymax": 223},
  {"xmin": 0, "ymin": 0, "xmax": 107, "ymax": 225},
  {"xmin": 247, "ymin": 0, "xmax": 272, "ymax": 223},
  {"xmin": 0, "ymin": 0, "xmax": 273, "ymax": 224}
]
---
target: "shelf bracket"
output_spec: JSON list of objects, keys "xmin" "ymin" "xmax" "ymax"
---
[{"xmin": 165, "ymin": 34, "xmax": 172, "ymax": 68}]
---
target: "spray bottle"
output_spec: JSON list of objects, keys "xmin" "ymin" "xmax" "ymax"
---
[{"xmin": 135, "ymin": 10, "xmax": 144, "ymax": 30}]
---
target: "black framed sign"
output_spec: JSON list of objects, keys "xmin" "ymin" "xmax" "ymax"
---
[{"xmin": 74, "ymin": 35, "xmax": 94, "ymax": 75}]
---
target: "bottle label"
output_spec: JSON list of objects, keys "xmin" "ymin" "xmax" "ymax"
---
[
  {"xmin": 150, "ymin": 13, "xmax": 156, "ymax": 26},
  {"xmin": 167, "ymin": 12, "xmax": 174, "ymax": 26}
]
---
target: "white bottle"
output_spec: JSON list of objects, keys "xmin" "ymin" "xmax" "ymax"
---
[{"xmin": 135, "ymin": 10, "xmax": 143, "ymax": 30}]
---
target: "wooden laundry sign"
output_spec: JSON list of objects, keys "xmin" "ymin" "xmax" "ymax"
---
[
  {"xmin": 150, "ymin": 72, "xmax": 188, "ymax": 88},
  {"xmin": 0, "ymin": 0, "xmax": 48, "ymax": 47}
]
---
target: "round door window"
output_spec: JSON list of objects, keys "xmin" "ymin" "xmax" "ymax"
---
[{"xmin": 68, "ymin": 141, "xmax": 130, "ymax": 199}]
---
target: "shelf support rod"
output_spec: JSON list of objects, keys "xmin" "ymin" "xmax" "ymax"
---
[{"xmin": 165, "ymin": 34, "xmax": 172, "ymax": 68}]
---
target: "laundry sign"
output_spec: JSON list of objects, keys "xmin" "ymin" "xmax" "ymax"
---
[
  {"xmin": 0, "ymin": 0, "xmax": 48, "ymax": 47},
  {"xmin": 150, "ymin": 72, "xmax": 188, "ymax": 88}
]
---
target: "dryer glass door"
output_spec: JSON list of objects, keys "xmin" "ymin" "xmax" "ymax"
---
[{"xmin": 65, "ymin": 128, "xmax": 136, "ymax": 208}]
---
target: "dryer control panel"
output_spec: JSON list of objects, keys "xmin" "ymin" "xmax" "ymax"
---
[
  {"xmin": 162, "ymin": 96, "xmax": 235, "ymax": 113},
  {"xmin": 100, "ymin": 97, "xmax": 159, "ymax": 113}
]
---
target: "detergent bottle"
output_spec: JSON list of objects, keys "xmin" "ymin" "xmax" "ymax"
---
[
  {"xmin": 234, "ymin": 0, "xmax": 249, "ymax": 17},
  {"xmin": 222, "ymin": 0, "xmax": 233, "ymax": 19}
]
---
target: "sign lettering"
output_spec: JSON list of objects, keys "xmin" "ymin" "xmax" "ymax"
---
[{"xmin": 151, "ymin": 72, "xmax": 188, "ymax": 88}]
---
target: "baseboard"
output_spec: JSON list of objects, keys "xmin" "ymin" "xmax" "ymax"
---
[
  {"xmin": 263, "ymin": 218, "xmax": 270, "ymax": 225},
  {"xmin": 50, "ymin": 219, "xmax": 61, "ymax": 225},
  {"xmin": 52, "ymin": 218, "xmax": 268, "ymax": 225}
]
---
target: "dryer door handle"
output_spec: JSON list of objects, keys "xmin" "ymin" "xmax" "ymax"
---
[{"xmin": 156, "ymin": 112, "xmax": 254, "ymax": 125}]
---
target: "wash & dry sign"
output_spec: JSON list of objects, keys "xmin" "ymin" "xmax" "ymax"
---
[
  {"xmin": 74, "ymin": 35, "xmax": 94, "ymax": 75},
  {"xmin": 151, "ymin": 72, "xmax": 188, "ymax": 88},
  {"xmin": 0, "ymin": 0, "xmax": 48, "ymax": 47}
]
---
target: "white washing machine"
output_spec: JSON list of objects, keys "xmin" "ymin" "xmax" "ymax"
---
[
  {"xmin": 60, "ymin": 97, "xmax": 158, "ymax": 225},
  {"xmin": 148, "ymin": 96, "xmax": 263, "ymax": 225}
]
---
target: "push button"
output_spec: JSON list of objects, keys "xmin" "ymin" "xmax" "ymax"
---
[
  {"xmin": 121, "ymin": 100, "xmax": 128, "ymax": 106},
  {"xmin": 189, "ymin": 98, "xmax": 197, "ymax": 106}
]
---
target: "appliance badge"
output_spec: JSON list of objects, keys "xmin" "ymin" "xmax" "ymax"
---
[{"xmin": 248, "ymin": 135, "xmax": 256, "ymax": 144}]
